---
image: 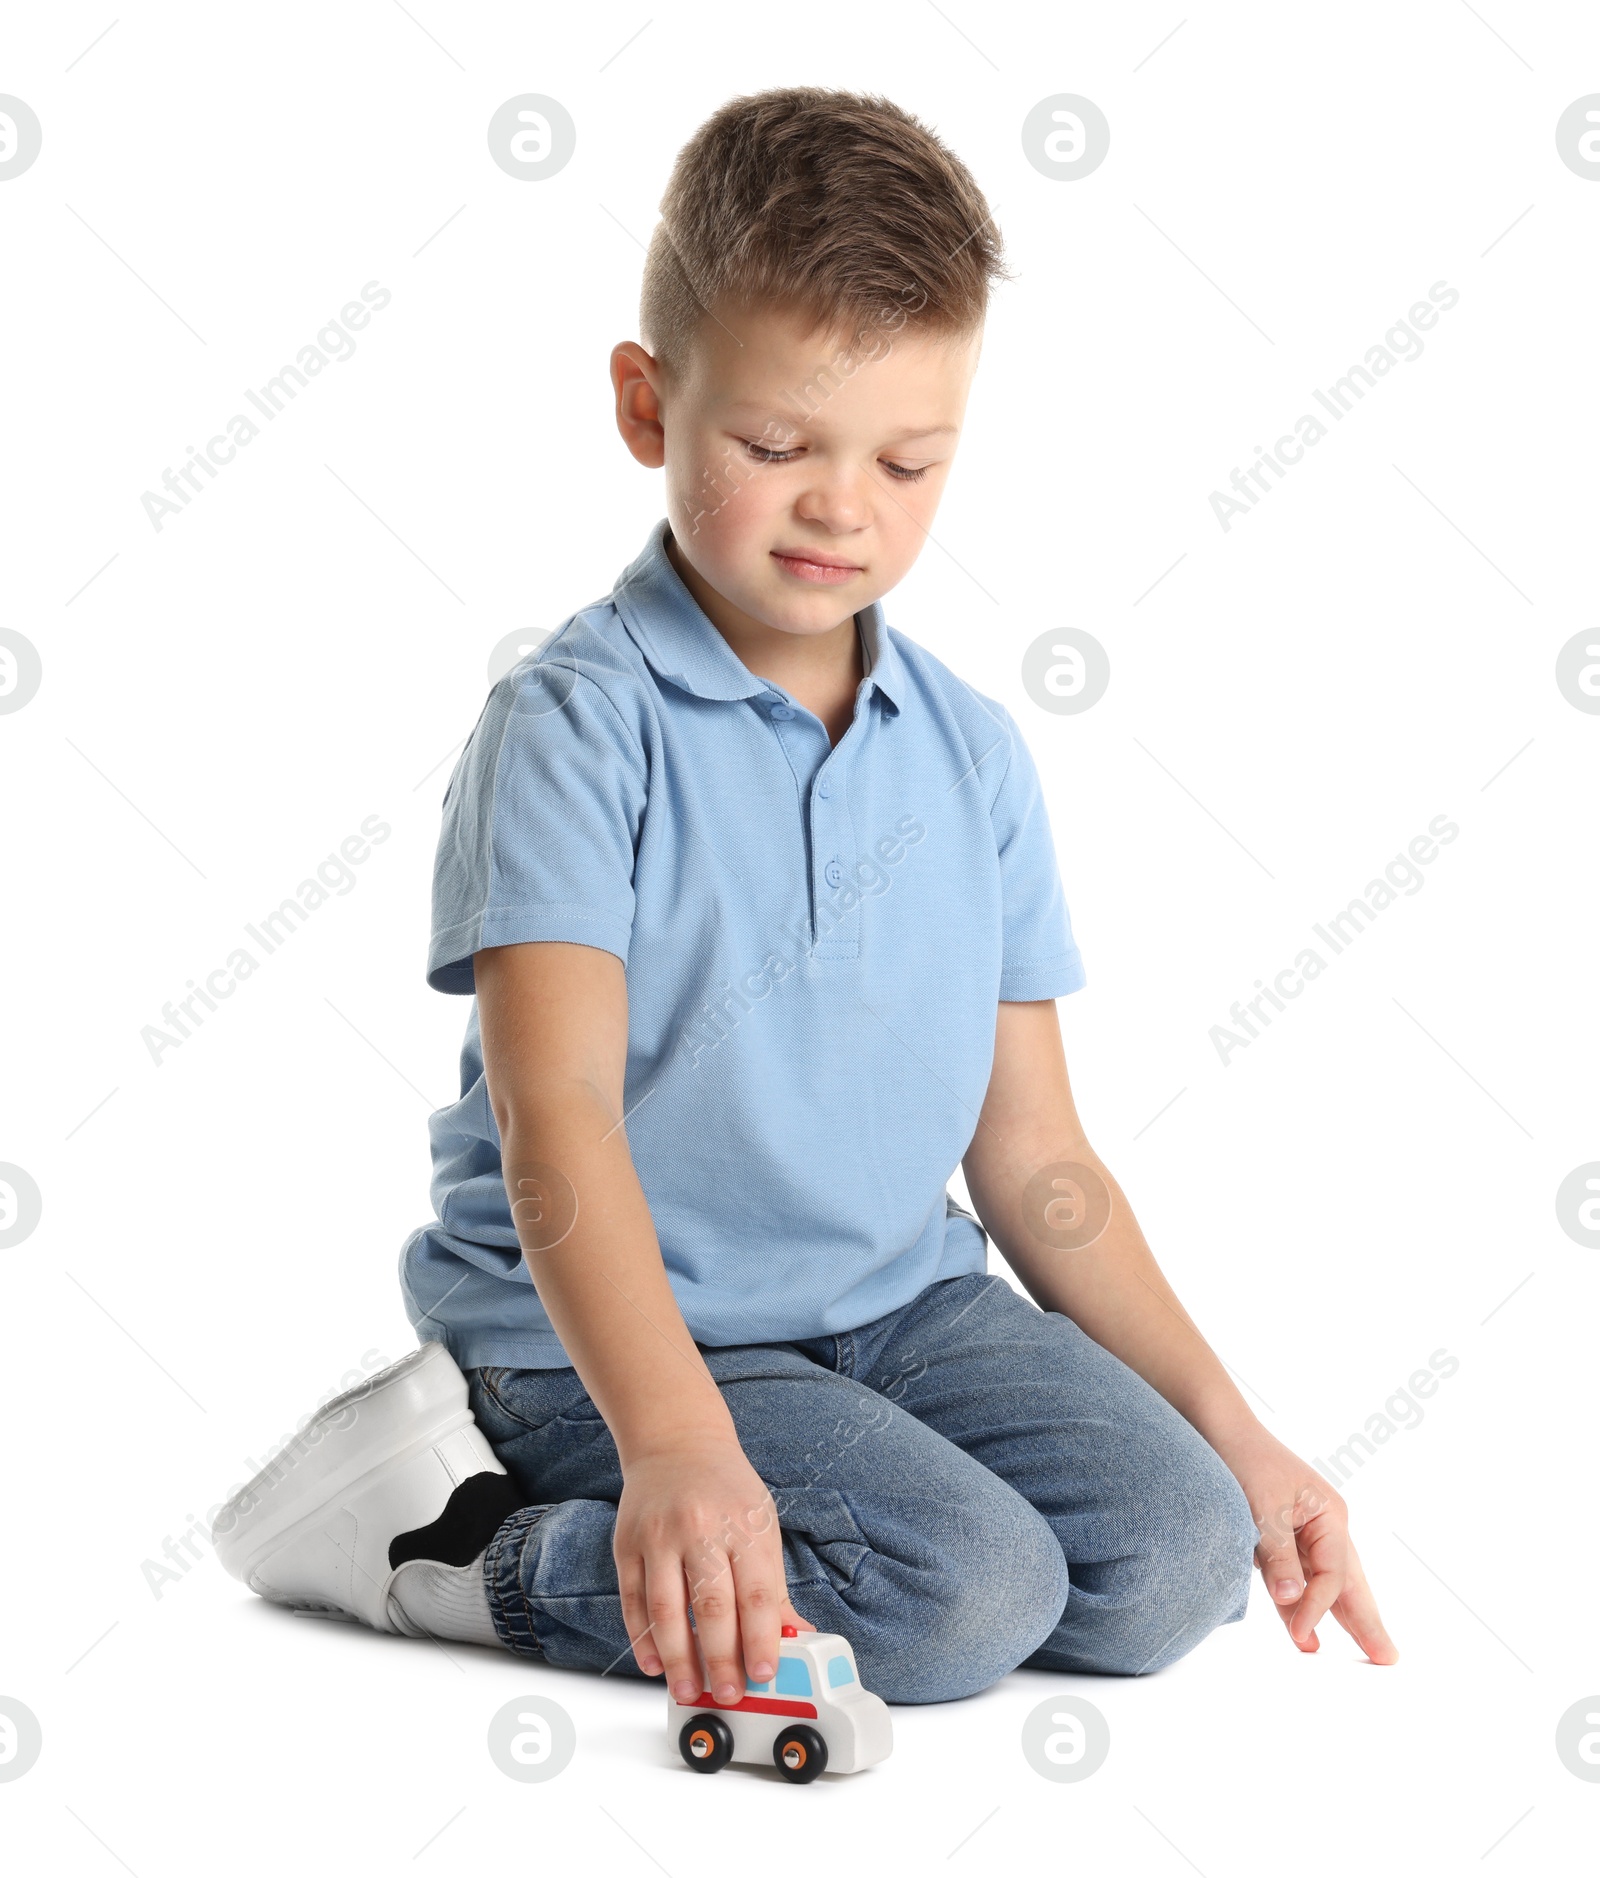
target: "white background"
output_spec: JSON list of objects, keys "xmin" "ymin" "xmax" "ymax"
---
[{"xmin": 3, "ymin": 3, "xmax": 1597, "ymax": 1872}]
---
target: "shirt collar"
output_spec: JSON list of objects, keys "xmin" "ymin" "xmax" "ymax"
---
[{"xmin": 612, "ymin": 516, "xmax": 905, "ymax": 715}]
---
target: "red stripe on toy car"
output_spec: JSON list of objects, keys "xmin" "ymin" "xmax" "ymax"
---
[{"xmin": 676, "ymin": 1691, "xmax": 818, "ymax": 1718}]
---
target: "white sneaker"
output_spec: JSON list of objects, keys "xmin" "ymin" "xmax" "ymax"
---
[{"xmin": 212, "ymin": 1341, "xmax": 524, "ymax": 1633}]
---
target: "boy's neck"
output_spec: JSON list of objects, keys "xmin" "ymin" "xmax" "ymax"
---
[{"xmin": 666, "ymin": 530, "xmax": 865, "ymax": 724}]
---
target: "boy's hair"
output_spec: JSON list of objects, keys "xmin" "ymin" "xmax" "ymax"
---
[{"xmin": 640, "ymin": 86, "xmax": 1011, "ymax": 386}]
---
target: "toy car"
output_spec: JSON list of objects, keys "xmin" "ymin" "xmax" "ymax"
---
[{"xmin": 670, "ymin": 1625, "xmax": 892, "ymax": 1782}]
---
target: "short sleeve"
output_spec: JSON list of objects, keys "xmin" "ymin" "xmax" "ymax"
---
[
  {"xmin": 988, "ymin": 703, "xmax": 1086, "ymax": 1001},
  {"xmin": 426, "ymin": 659, "xmax": 647, "ymax": 994}
]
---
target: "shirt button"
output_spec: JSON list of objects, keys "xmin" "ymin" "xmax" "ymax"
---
[
  {"xmin": 825, "ymin": 859, "xmax": 843, "ymax": 887},
  {"xmin": 818, "ymin": 776, "xmax": 832, "ymax": 798},
  {"xmin": 769, "ymin": 704, "xmax": 793, "ymax": 720}
]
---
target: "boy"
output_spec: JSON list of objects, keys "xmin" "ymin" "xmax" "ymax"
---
[{"xmin": 215, "ymin": 86, "xmax": 1395, "ymax": 1706}]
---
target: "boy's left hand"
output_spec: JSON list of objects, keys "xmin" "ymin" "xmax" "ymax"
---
[{"xmin": 1212, "ymin": 1420, "xmax": 1399, "ymax": 1663}]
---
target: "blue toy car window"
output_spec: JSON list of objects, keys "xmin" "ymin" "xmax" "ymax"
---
[
  {"xmin": 775, "ymin": 1657, "xmax": 813, "ymax": 1697},
  {"xmin": 744, "ymin": 1676, "xmax": 772, "ymax": 1692},
  {"xmin": 827, "ymin": 1654, "xmax": 855, "ymax": 1688}
]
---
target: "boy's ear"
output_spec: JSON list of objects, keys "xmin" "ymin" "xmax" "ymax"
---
[{"xmin": 612, "ymin": 341, "xmax": 667, "ymax": 469}]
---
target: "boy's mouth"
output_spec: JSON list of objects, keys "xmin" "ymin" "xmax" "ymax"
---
[{"xmin": 771, "ymin": 547, "xmax": 863, "ymax": 585}]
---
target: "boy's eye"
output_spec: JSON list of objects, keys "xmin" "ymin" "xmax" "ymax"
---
[{"xmin": 738, "ymin": 439, "xmax": 930, "ymax": 483}]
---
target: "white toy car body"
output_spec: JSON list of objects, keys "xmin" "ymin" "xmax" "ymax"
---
[{"xmin": 669, "ymin": 1627, "xmax": 893, "ymax": 1782}]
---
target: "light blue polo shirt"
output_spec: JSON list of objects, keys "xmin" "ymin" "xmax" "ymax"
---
[{"xmin": 399, "ymin": 516, "xmax": 1086, "ymax": 1369}]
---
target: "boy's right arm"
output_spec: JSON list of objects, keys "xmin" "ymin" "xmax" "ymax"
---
[{"xmin": 472, "ymin": 940, "xmax": 814, "ymax": 1703}]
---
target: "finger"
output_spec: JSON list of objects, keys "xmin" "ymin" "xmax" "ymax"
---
[
  {"xmin": 1288, "ymin": 1556, "xmax": 1345, "ymax": 1647},
  {"xmin": 730, "ymin": 1553, "xmax": 782, "ymax": 1684},
  {"xmin": 1253, "ymin": 1515, "xmax": 1307, "ymax": 1609},
  {"xmin": 643, "ymin": 1548, "xmax": 700, "ymax": 1704},
  {"xmin": 616, "ymin": 1552, "xmax": 662, "ymax": 1676},
  {"xmin": 685, "ymin": 1541, "xmax": 744, "ymax": 1706},
  {"xmin": 1268, "ymin": 1589, "xmax": 1319, "ymax": 1650},
  {"xmin": 729, "ymin": 1486, "xmax": 817, "ymax": 1649},
  {"xmin": 1328, "ymin": 1549, "xmax": 1400, "ymax": 1664},
  {"xmin": 1254, "ymin": 1477, "xmax": 1341, "ymax": 1602},
  {"xmin": 723, "ymin": 1491, "xmax": 814, "ymax": 1676},
  {"xmin": 1279, "ymin": 1497, "xmax": 1348, "ymax": 1647}
]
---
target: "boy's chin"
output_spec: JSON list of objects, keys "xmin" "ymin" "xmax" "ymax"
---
[{"xmin": 754, "ymin": 594, "xmax": 869, "ymax": 636}]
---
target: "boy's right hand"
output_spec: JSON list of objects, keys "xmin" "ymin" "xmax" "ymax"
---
[{"xmin": 614, "ymin": 1434, "xmax": 816, "ymax": 1702}]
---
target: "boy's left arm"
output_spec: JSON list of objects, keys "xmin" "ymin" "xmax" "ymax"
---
[{"xmin": 961, "ymin": 998, "xmax": 1398, "ymax": 1665}]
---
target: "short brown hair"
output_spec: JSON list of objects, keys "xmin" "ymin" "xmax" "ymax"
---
[{"xmin": 640, "ymin": 86, "xmax": 1010, "ymax": 384}]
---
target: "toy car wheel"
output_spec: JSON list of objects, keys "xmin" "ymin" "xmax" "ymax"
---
[
  {"xmin": 772, "ymin": 1723, "xmax": 828, "ymax": 1784},
  {"xmin": 679, "ymin": 1713, "xmax": 734, "ymax": 1774}
]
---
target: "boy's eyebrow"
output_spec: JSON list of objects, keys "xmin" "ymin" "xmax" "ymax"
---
[{"xmin": 726, "ymin": 406, "xmax": 958, "ymax": 443}]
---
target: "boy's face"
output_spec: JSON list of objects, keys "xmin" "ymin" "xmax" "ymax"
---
[{"xmin": 614, "ymin": 299, "xmax": 982, "ymax": 642}]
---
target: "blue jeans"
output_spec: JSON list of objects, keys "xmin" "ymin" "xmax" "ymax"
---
[{"xmin": 465, "ymin": 1272, "xmax": 1257, "ymax": 1704}]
